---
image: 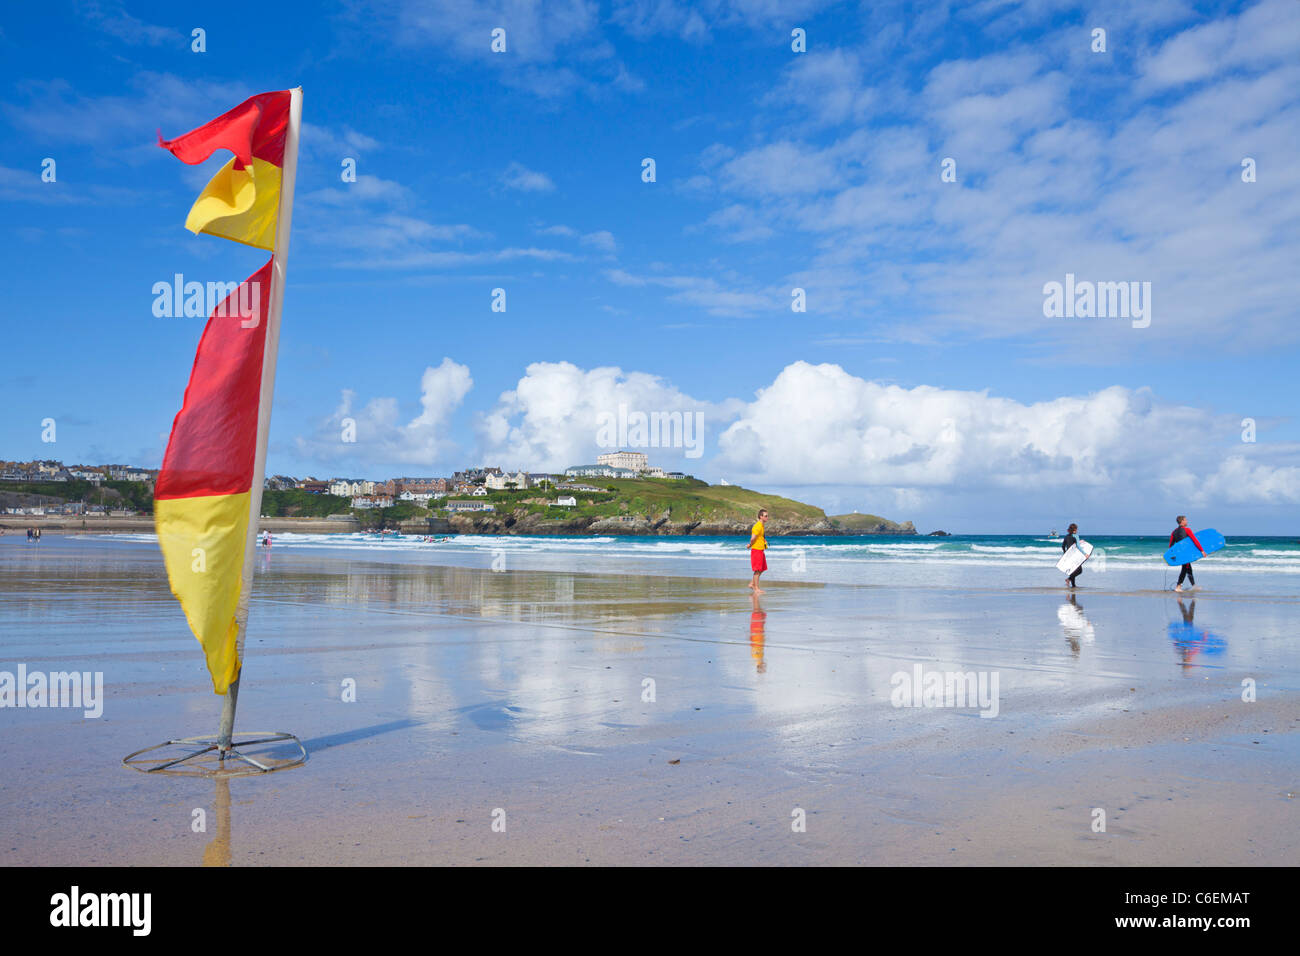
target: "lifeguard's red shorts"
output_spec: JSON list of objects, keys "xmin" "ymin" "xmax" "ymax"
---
[{"xmin": 750, "ymin": 549, "xmax": 767, "ymax": 572}]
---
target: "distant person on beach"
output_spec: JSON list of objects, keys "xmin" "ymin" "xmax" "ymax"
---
[
  {"xmin": 1061, "ymin": 523, "xmax": 1083, "ymax": 588},
  {"xmin": 1169, "ymin": 515, "xmax": 1204, "ymax": 592},
  {"xmin": 748, "ymin": 509, "xmax": 768, "ymax": 594}
]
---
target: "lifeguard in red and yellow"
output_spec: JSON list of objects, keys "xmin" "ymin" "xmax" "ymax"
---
[{"xmin": 748, "ymin": 508, "xmax": 768, "ymax": 594}]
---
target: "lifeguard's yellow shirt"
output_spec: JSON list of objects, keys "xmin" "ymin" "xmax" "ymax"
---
[{"xmin": 750, "ymin": 521, "xmax": 767, "ymax": 550}]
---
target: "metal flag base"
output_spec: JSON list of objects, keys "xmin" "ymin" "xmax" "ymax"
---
[{"xmin": 122, "ymin": 732, "xmax": 308, "ymax": 778}]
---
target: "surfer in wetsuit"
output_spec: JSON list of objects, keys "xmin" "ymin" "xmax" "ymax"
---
[
  {"xmin": 1169, "ymin": 515, "xmax": 1204, "ymax": 592},
  {"xmin": 1061, "ymin": 523, "xmax": 1083, "ymax": 588}
]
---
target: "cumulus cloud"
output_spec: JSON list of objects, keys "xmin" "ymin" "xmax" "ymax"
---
[
  {"xmin": 476, "ymin": 361, "xmax": 743, "ymax": 470},
  {"xmin": 295, "ymin": 358, "xmax": 472, "ymax": 466},
  {"xmin": 711, "ymin": 362, "xmax": 1300, "ymax": 519}
]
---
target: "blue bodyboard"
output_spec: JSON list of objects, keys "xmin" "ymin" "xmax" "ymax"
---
[{"xmin": 1163, "ymin": 528, "xmax": 1225, "ymax": 566}]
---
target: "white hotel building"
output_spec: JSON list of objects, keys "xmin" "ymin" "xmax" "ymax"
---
[{"xmin": 596, "ymin": 451, "xmax": 648, "ymax": 472}]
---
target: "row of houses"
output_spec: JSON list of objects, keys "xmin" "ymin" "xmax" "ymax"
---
[
  {"xmin": 3, "ymin": 503, "xmax": 134, "ymax": 516},
  {"xmin": 259, "ymin": 455, "xmax": 694, "ymax": 510},
  {"xmin": 0, "ymin": 460, "xmax": 155, "ymax": 484},
  {"xmin": 266, "ymin": 471, "xmax": 564, "ymax": 496}
]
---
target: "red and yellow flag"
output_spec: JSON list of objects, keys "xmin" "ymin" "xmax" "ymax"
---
[
  {"xmin": 159, "ymin": 90, "xmax": 291, "ymax": 251},
  {"xmin": 156, "ymin": 89, "xmax": 297, "ymax": 694},
  {"xmin": 155, "ymin": 264, "xmax": 271, "ymax": 692}
]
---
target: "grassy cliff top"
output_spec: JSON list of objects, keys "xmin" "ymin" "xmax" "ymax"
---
[
  {"xmin": 828, "ymin": 512, "xmax": 913, "ymax": 532},
  {"xmin": 595, "ymin": 477, "xmax": 828, "ymax": 523}
]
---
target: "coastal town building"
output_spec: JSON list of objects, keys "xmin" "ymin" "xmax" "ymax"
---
[
  {"xmin": 105, "ymin": 465, "xmax": 154, "ymax": 482},
  {"xmin": 554, "ymin": 496, "xmax": 577, "ymax": 507},
  {"xmin": 330, "ymin": 478, "xmax": 375, "ymax": 497},
  {"xmin": 445, "ymin": 500, "xmax": 494, "ymax": 513},
  {"xmin": 597, "ymin": 451, "xmax": 648, "ymax": 472},
  {"xmin": 351, "ymin": 494, "xmax": 393, "ymax": 509},
  {"xmin": 557, "ymin": 482, "xmax": 604, "ymax": 493},
  {"xmin": 564, "ymin": 464, "xmax": 637, "ymax": 479},
  {"xmin": 396, "ymin": 477, "xmax": 448, "ymax": 494},
  {"xmin": 67, "ymin": 468, "xmax": 105, "ymax": 484},
  {"xmin": 398, "ymin": 490, "xmax": 444, "ymax": 504},
  {"xmin": 453, "ymin": 467, "xmax": 501, "ymax": 485},
  {"xmin": 484, "ymin": 470, "xmax": 530, "ymax": 490}
]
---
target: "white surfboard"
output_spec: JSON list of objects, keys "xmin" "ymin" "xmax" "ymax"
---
[{"xmin": 1056, "ymin": 539, "xmax": 1093, "ymax": 574}]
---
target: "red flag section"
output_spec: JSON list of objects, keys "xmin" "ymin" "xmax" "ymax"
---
[
  {"xmin": 158, "ymin": 90, "xmax": 292, "ymax": 170},
  {"xmin": 155, "ymin": 259, "xmax": 272, "ymax": 501}
]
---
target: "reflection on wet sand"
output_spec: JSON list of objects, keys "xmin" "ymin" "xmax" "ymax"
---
[
  {"xmin": 201, "ymin": 778, "xmax": 231, "ymax": 867},
  {"xmin": 749, "ymin": 591, "xmax": 766, "ymax": 673},
  {"xmin": 1057, "ymin": 593, "xmax": 1094, "ymax": 655},
  {"xmin": 1168, "ymin": 598, "xmax": 1228, "ymax": 672}
]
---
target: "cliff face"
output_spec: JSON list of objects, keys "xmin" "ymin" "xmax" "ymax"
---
[{"xmin": 404, "ymin": 510, "xmax": 894, "ymax": 537}]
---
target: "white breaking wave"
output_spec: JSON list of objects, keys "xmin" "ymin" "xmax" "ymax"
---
[
  {"xmin": 971, "ymin": 545, "xmax": 1060, "ymax": 553},
  {"xmin": 84, "ymin": 531, "xmax": 1300, "ymax": 576}
]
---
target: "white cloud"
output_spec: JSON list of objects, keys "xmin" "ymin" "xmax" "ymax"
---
[
  {"xmin": 295, "ymin": 358, "xmax": 473, "ymax": 466},
  {"xmin": 78, "ymin": 1, "xmax": 181, "ymax": 46},
  {"xmin": 674, "ymin": 1, "xmax": 1300, "ymax": 352},
  {"xmin": 605, "ymin": 267, "xmax": 772, "ymax": 315},
  {"xmin": 764, "ymin": 49, "xmax": 878, "ymax": 127},
  {"xmin": 580, "ymin": 229, "xmax": 617, "ymax": 252},
  {"xmin": 501, "ymin": 161, "xmax": 557, "ymax": 192},
  {"xmin": 1140, "ymin": 0, "xmax": 1300, "ymax": 90},
  {"xmin": 477, "ymin": 361, "xmax": 743, "ymax": 470},
  {"xmin": 713, "ymin": 362, "xmax": 1300, "ymax": 511}
]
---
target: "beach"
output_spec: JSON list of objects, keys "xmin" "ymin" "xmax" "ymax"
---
[{"xmin": 1, "ymin": 534, "xmax": 1295, "ymax": 866}]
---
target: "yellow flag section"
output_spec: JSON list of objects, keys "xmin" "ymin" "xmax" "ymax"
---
[
  {"xmin": 155, "ymin": 492, "xmax": 252, "ymax": 693},
  {"xmin": 185, "ymin": 157, "xmax": 281, "ymax": 251},
  {"xmin": 153, "ymin": 260, "xmax": 272, "ymax": 694}
]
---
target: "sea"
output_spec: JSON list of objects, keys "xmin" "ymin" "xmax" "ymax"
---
[{"xmin": 92, "ymin": 532, "xmax": 1300, "ymax": 597}]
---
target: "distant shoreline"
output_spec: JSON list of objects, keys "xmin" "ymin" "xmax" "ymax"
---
[{"xmin": 0, "ymin": 514, "xmax": 924, "ymax": 537}]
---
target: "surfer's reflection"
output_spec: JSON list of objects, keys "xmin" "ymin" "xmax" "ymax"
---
[
  {"xmin": 749, "ymin": 591, "xmax": 767, "ymax": 673},
  {"xmin": 1168, "ymin": 599, "xmax": 1227, "ymax": 672},
  {"xmin": 201, "ymin": 777, "xmax": 232, "ymax": 867},
  {"xmin": 1057, "ymin": 593, "xmax": 1094, "ymax": 654}
]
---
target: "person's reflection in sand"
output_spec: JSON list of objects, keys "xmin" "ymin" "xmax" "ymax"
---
[
  {"xmin": 201, "ymin": 777, "xmax": 232, "ymax": 867},
  {"xmin": 749, "ymin": 591, "xmax": 767, "ymax": 673},
  {"xmin": 1056, "ymin": 592, "xmax": 1094, "ymax": 655},
  {"xmin": 1167, "ymin": 598, "xmax": 1228, "ymax": 673},
  {"xmin": 1170, "ymin": 599, "xmax": 1201, "ymax": 671}
]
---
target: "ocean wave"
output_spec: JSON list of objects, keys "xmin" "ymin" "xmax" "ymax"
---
[{"xmin": 971, "ymin": 545, "xmax": 1060, "ymax": 553}]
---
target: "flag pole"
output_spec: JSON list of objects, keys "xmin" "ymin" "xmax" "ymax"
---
[{"xmin": 217, "ymin": 87, "xmax": 303, "ymax": 754}]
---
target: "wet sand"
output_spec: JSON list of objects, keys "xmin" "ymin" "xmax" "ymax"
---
[{"xmin": 1, "ymin": 536, "xmax": 1296, "ymax": 865}]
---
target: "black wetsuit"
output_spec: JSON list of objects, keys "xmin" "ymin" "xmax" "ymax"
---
[
  {"xmin": 1169, "ymin": 525, "xmax": 1201, "ymax": 587},
  {"xmin": 1062, "ymin": 533, "xmax": 1082, "ymax": 587}
]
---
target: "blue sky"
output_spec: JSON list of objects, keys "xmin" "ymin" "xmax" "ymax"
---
[{"xmin": 2, "ymin": 0, "xmax": 1298, "ymax": 533}]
